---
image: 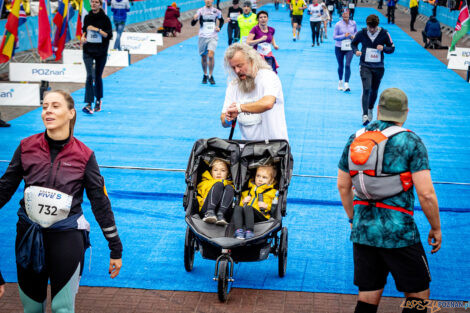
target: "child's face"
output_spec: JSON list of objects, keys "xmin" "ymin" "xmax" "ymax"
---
[
  {"xmin": 211, "ymin": 162, "xmax": 229, "ymax": 180},
  {"xmin": 255, "ymin": 167, "xmax": 274, "ymax": 186}
]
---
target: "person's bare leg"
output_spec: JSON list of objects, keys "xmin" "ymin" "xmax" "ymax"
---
[
  {"xmin": 208, "ymin": 50, "xmax": 215, "ymax": 76},
  {"xmin": 354, "ymin": 289, "xmax": 383, "ymax": 313},
  {"xmin": 201, "ymin": 55, "xmax": 208, "ymax": 75}
]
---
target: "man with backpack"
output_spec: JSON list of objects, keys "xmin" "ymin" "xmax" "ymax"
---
[{"xmin": 337, "ymin": 88, "xmax": 442, "ymax": 313}]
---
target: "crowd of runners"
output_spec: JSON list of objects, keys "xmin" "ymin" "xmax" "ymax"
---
[{"xmin": 0, "ymin": 0, "xmax": 448, "ymax": 312}]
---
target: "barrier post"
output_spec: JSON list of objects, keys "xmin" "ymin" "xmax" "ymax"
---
[{"xmin": 467, "ymin": 65, "xmax": 470, "ymax": 83}]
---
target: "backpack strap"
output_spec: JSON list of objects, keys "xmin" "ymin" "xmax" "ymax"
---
[
  {"xmin": 381, "ymin": 125, "xmax": 408, "ymax": 138},
  {"xmin": 355, "ymin": 128, "xmax": 366, "ymax": 138}
]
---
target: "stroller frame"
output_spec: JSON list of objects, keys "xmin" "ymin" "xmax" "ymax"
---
[{"xmin": 183, "ymin": 138, "xmax": 293, "ymax": 301}]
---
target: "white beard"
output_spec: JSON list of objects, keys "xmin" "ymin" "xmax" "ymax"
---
[{"xmin": 237, "ymin": 75, "xmax": 256, "ymax": 93}]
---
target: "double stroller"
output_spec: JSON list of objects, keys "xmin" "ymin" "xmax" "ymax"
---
[{"xmin": 183, "ymin": 138, "xmax": 293, "ymax": 301}]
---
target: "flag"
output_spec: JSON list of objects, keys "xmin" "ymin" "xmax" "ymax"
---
[
  {"xmin": 18, "ymin": 3, "xmax": 27, "ymax": 26},
  {"xmin": 450, "ymin": 0, "xmax": 470, "ymax": 51},
  {"xmin": 0, "ymin": 0, "xmax": 21, "ymax": 63},
  {"xmin": 81, "ymin": 0, "xmax": 107, "ymax": 23},
  {"xmin": 52, "ymin": 0, "xmax": 69, "ymax": 60},
  {"xmin": 76, "ymin": 0, "xmax": 83, "ymax": 39},
  {"xmin": 38, "ymin": 0, "xmax": 52, "ymax": 60}
]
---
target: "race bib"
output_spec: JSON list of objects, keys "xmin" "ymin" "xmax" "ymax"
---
[
  {"xmin": 365, "ymin": 48, "xmax": 381, "ymax": 63},
  {"xmin": 238, "ymin": 112, "xmax": 262, "ymax": 126},
  {"xmin": 230, "ymin": 12, "xmax": 240, "ymax": 20},
  {"xmin": 202, "ymin": 21, "xmax": 216, "ymax": 35},
  {"xmin": 328, "ymin": 5, "xmax": 334, "ymax": 10},
  {"xmin": 87, "ymin": 30, "xmax": 102, "ymax": 43},
  {"xmin": 24, "ymin": 186, "xmax": 73, "ymax": 228},
  {"xmin": 341, "ymin": 39, "xmax": 352, "ymax": 51},
  {"xmin": 257, "ymin": 42, "xmax": 272, "ymax": 55},
  {"xmin": 349, "ymin": 3, "xmax": 355, "ymax": 8}
]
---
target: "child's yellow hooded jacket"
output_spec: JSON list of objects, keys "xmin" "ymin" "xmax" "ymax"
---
[{"xmin": 239, "ymin": 179, "xmax": 277, "ymax": 219}]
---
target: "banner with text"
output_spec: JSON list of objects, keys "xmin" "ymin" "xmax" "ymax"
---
[
  {"xmin": 0, "ymin": 83, "xmax": 40, "ymax": 107},
  {"xmin": 9, "ymin": 63, "xmax": 87, "ymax": 83}
]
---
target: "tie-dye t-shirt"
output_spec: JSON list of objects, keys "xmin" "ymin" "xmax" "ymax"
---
[{"xmin": 338, "ymin": 120, "xmax": 430, "ymax": 248}]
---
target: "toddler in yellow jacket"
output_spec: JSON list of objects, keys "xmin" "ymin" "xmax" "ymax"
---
[
  {"xmin": 197, "ymin": 159, "xmax": 234, "ymax": 225},
  {"xmin": 233, "ymin": 165, "xmax": 278, "ymax": 239}
]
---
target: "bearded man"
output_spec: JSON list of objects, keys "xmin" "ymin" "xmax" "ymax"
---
[{"xmin": 221, "ymin": 43, "xmax": 288, "ymax": 141}]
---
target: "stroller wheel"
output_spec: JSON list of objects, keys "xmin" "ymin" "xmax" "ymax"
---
[
  {"xmin": 217, "ymin": 259, "xmax": 230, "ymax": 302},
  {"xmin": 184, "ymin": 226, "xmax": 195, "ymax": 272},
  {"xmin": 278, "ymin": 227, "xmax": 288, "ymax": 277}
]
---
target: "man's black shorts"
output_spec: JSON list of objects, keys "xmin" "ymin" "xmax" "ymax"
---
[
  {"xmin": 353, "ymin": 242, "xmax": 431, "ymax": 293},
  {"xmin": 292, "ymin": 14, "xmax": 303, "ymax": 25}
]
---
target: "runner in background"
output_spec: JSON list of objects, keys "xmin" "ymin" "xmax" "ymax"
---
[
  {"xmin": 320, "ymin": 1, "xmax": 330, "ymax": 39},
  {"xmin": 251, "ymin": 0, "xmax": 258, "ymax": 13},
  {"xmin": 227, "ymin": 0, "xmax": 243, "ymax": 45},
  {"xmin": 333, "ymin": 9, "xmax": 356, "ymax": 91},
  {"xmin": 308, "ymin": 0, "xmax": 323, "ymax": 46},
  {"xmin": 237, "ymin": 1, "xmax": 258, "ymax": 43},
  {"xmin": 348, "ymin": 0, "xmax": 355, "ymax": 19},
  {"xmin": 247, "ymin": 10, "xmax": 280, "ymax": 72},
  {"xmin": 191, "ymin": 0, "xmax": 224, "ymax": 85},
  {"xmin": 326, "ymin": 0, "xmax": 335, "ymax": 27},
  {"xmin": 290, "ymin": 0, "xmax": 307, "ymax": 41}
]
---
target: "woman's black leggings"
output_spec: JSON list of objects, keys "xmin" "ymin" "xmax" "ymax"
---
[
  {"xmin": 16, "ymin": 220, "xmax": 86, "ymax": 312},
  {"xmin": 335, "ymin": 46, "xmax": 353, "ymax": 82},
  {"xmin": 83, "ymin": 52, "xmax": 107, "ymax": 104},
  {"xmin": 232, "ymin": 205, "xmax": 268, "ymax": 232},
  {"xmin": 200, "ymin": 182, "xmax": 234, "ymax": 218},
  {"xmin": 310, "ymin": 21, "xmax": 322, "ymax": 44}
]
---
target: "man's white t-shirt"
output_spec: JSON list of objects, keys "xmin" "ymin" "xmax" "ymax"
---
[{"xmin": 222, "ymin": 69, "xmax": 288, "ymax": 141}]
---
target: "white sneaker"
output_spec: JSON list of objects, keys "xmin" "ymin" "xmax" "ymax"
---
[
  {"xmin": 338, "ymin": 80, "xmax": 344, "ymax": 91},
  {"xmin": 362, "ymin": 115, "xmax": 369, "ymax": 126},
  {"xmin": 344, "ymin": 82, "xmax": 350, "ymax": 92},
  {"xmin": 368, "ymin": 109, "xmax": 373, "ymax": 121}
]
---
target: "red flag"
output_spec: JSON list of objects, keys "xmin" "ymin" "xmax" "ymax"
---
[
  {"xmin": 76, "ymin": 0, "xmax": 83, "ymax": 40},
  {"xmin": 0, "ymin": 0, "xmax": 21, "ymax": 63},
  {"xmin": 38, "ymin": 0, "xmax": 52, "ymax": 60}
]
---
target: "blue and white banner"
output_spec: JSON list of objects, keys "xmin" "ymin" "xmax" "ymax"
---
[
  {"xmin": 63, "ymin": 49, "xmax": 130, "ymax": 67},
  {"xmin": 0, "ymin": 83, "xmax": 40, "ymax": 107},
  {"xmin": 9, "ymin": 63, "xmax": 86, "ymax": 83}
]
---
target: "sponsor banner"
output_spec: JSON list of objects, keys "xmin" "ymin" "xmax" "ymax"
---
[
  {"xmin": 0, "ymin": 83, "xmax": 40, "ymax": 107},
  {"xmin": 9, "ymin": 63, "xmax": 87, "ymax": 83},
  {"xmin": 447, "ymin": 47, "xmax": 470, "ymax": 70},
  {"xmin": 63, "ymin": 49, "xmax": 130, "ymax": 67},
  {"xmin": 109, "ymin": 32, "xmax": 158, "ymax": 55}
]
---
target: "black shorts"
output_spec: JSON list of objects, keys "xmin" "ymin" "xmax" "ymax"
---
[
  {"xmin": 353, "ymin": 242, "xmax": 431, "ymax": 293},
  {"xmin": 292, "ymin": 15, "xmax": 303, "ymax": 25}
]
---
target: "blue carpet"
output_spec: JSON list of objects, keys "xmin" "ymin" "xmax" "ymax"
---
[{"xmin": 1, "ymin": 5, "xmax": 469, "ymax": 300}]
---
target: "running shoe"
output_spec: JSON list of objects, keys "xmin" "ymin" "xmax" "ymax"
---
[
  {"xmin": 203, "ymin": 211, "xmax": 217, "ymax": 224},
  {"xmin": 234, "ymin": 229, "xmax": 245, "ymax": 240},
  {"xmin": 245, "ymin": 230, "xmax": 254, "ymax": 239},
  {"xmin": 317, "ymin": 41, "xmax": 320, "ymax": 46},
  {"xmin": 202, "ymin": 75, "xmax": 208, "ymax": 84},
  {"xmin": 94, "ymin": 100, "xmax": 102, "ymax": 112},
  {"xmin": 362, "ymin": 115, "xmax": 370, "ymax": 126},
  {"xmin": 0, "ymin": 119, "xmax": 11, "ymax": 127},
  {"xmin": 82, "ymin": 104, "xmax": 93, "ymax": 114},
  {"xmin": 293, "ymin": 37, "xmax": 296, "ymax": 42},
  {"xmin": 344, "ymin": 82, "xmax": 350, "ymax": 92},
  {"xmin": 216, "ymin": 213, "xmax": 228, "ymax": 226},
  {"xmin": 368, "ymin": 109, "xmax": 373, "ymax": 122},
  {"xmin": 311, "ymin": 43, "xmax": 315, "ymax": 47},
  {"xmin": 338, "ymin": 80, "xmax": 344, "ymax": 91},
  {"xmin": 208, "ymin": 76, "xmax": 216, "ymax": 85}
]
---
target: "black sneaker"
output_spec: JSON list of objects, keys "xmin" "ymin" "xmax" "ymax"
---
[
  {"xmin": 0, "ymin": 119, "xmax": 11, "ymax": 127},
  {"xmin": 208, "ymin": 76, "xmax": 215, "ymax": 85},
  {"xmin": 202, "ymin": 75, "xmax": 208, "ymax": 84},
  {"xmin": 202, "ymin": 211, "xmax": 217, "ymax": 224},
  {"xmin": 82, "ymin": 104, "xmax": 93, "ymax": 114},
  {"xmin": 94, "ymin": 100, "xmax": 102, "ymax": 112},
  {"xmin": 216, "ymin": 213, "xmax": 228, "ymax": 226}
]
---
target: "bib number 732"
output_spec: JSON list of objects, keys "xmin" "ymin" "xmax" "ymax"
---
[{"xmin": 38, "ymin": 204, "xmax": 58, "ymax": 216}]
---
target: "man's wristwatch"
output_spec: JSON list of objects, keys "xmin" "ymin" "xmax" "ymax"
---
[{"xmin": 236, "ymin": 102, "xmax": 242, "ymax": 113}]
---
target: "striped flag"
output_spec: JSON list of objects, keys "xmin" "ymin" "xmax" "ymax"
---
[
  {"xmin": 19, "ymin": 3, "xmax": 27, "ymax": 26},
  {"xmin": 0, "ymin": 0, "xmax": 21, "ymax": 63},
  {"xmin": 52, "ymin": 0, "xmax": 70, "ymax": 60},
  {"xmin": 450, "ymin": 0, "xmax": 470, "ymax": 51},
  {"xmin": 76, "ymin": 0, "xmax": 83, "ymax": 39}
]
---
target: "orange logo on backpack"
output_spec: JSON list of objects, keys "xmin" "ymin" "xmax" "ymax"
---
[{"xmin": 350, "ymin": 131, "xmax": 388, "ymax": 165}]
